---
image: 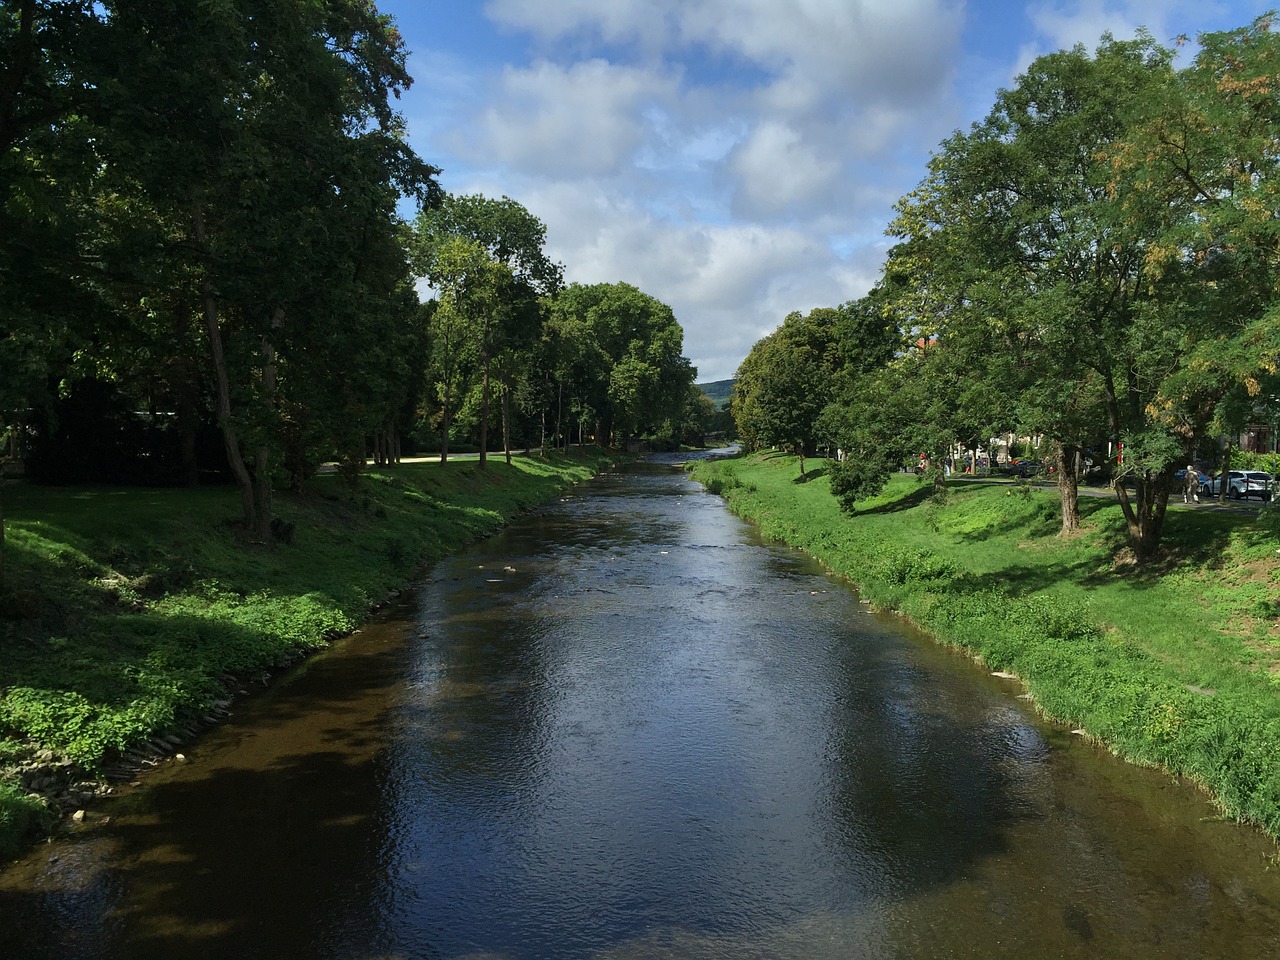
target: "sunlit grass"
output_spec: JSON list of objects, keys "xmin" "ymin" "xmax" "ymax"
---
[
  {"xmin": 0, "ymin": 449, "xmax": 612, "ymax": 852},
  {"xmin": 692, "ymin": 453, "xmax": 1280, "ymax": 839}
]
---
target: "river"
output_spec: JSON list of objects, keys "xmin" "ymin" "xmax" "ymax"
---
[{"xmin": 2, "ymin": 456, "xmax": 1279, "ymax": 958}]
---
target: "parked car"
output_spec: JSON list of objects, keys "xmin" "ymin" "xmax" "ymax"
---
[{"xmin": 1204, "ymin": 470, "xmax": 1274, "ymax": 501}]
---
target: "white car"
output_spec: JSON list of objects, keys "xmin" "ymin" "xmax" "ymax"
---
[{"xmin": 1205, "ymin": 470, "xmax": 1274, "ymax": 501}]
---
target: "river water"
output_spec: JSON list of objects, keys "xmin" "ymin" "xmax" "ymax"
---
[{"xmin": 3, "ymin": 458, "xmax": 1280, "ymax": 958}]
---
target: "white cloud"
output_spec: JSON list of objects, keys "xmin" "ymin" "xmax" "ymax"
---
[
  {"xmin": 727, "ymin": 121, "xmax": 841, "ymax": 218},
  {"xmin": 487, "ymin": 0, "xmax": 964, "ymax": 100},
  {"xmin": 1014, "ymin": 0, "xmax": 1261, "ymax": 77},
  {"xmin": 486, "ymin": 179, "xmax": 881, "ymax": 381},
  {"xmin": 401, "ymin": 2, "xmax": 976, "ymax": 380},
  {"xmin": 450, "ymin": 59, "xmax": 679, "ymax": 177}
]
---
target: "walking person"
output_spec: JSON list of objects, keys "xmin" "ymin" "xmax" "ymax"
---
[{"xmin": 1183, "ymin": 464, "xmax": 1200, "ymax": 504}]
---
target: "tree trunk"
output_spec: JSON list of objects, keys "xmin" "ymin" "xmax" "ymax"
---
[
  {"xmin": 1, "ymin": 468, "xmax": 6, "ymax": 590},
  {"xmin": 439, "ymin": 375, "xmax": 452, "ymax": 464},
  {"xmin": 554, "ymin": 382, "xmax": 563, "ymax": 454},
  {"xmin": 1054, "ymin": 441, "xmax": 1081, "ymax": 533},
  {"xmin": 502, "ymin": 387, "xmax": 512, "ymax": 466},
  {"xmin": 1114, "ymin": 470, "xmax": 1169, "ymax": 562},
  {"xmin": 194, "ymin": 208, "xmax": 257, "ymax": 530},
  {"xmin": 252, "ymin": 326, "xmax": 280, "ymax": 544},
  {"xmin": 1218, "ymin": 443, "xmax": 1233, "ymax": 504},
  {"xmin": 479, "ymin": 352, "xmax": 490, "ymax": 468}
]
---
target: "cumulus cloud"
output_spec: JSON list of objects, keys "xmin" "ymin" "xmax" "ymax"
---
[
  {"xmin": 456, "ymin": 59, "xmax": 680, "ymax": 177},
  {"xmin": 405, "ymin": 2, "xmax": 978, "ymax": 378},
  {"xmin": 495, "ymin": 178, "xmax": 884, "ymax": 381},
  {"xmin": 727, "ymin": 121, "xmax": 842, "ymax": 218}
]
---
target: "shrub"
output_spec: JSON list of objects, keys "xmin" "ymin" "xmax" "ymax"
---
[{"xmin": 871, "ymin": 546, "xmax": 959, "ymax": 586}]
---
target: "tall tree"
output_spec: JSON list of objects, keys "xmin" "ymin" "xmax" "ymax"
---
[
  {"xmin": 421, "ymin": 237, "xmax": 504, "ymax": 462},
  {"xmin": 732, "ymin": 308, "xmax": 843, "ymax": 478},
  {"xmin": 547, "ymin": 282, "xmax": 695, "ymax": 447},
  {"xmin": 1109, "ymin": 16, "xmax": 1280, "ymax": 493},
  {"xmin": 89, "ymin": 0, "xmax": 438, "ymax": 538},
  {"xmin": 1, "ymin": 1, "xmax": 114, "ymax": 583},
  {"xmin": 412, "ymin": 195, "xmax": 561, "ymax": 466},
  {"xmin": 887, "ymin": 36, "xmax": 1182, "ymax": 555}
]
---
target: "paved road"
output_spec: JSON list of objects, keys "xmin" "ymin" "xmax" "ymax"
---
[{"xmin": 950, "ymin": 474, "xmax": 1270, "ymax": 515}]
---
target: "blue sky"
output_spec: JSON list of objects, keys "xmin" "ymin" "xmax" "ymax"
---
[{"xmin": 379, "ymin": 0, "xmax": 1270, "ymax": 382}]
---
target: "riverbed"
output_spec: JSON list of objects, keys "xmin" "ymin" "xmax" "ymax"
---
[{"xmin": 2, "ymin": 457, "xmax": 1278, "ymax": 958}]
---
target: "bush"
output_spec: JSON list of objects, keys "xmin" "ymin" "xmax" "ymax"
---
[
  {"xmin": 0, "ymin": 785, "xmax": 49, "ymax": 860},
  {"xmin": 871, "ymin": 546, "xmax": 958, "ymax": 586}
]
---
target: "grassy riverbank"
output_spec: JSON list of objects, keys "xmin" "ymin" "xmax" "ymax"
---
[
  {"xmin": 0, "ymin": 449, "xmax": 614, "ymax": 858},
  {"xmin": 691, "ymin": 453, "xmax": 1280, "ymax": 840}
]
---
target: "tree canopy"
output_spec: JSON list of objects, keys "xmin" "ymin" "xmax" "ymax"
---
[
  {"xmin": 1, "ymin": 2, "xmax": 701, "ymax": 586},
  {"xmin": 732, "ymin": 16, "xmax": 1280, "ymax": 562}
]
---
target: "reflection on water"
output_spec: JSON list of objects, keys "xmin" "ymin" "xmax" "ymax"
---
[{"xmin": 3, "ymin": 459, "xmax": 1280, "ymax": 958}]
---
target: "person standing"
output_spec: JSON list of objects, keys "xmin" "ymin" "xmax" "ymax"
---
[{"xmin": 1184, "ymin": 465, "xmax": 1200, "ymax": 504}]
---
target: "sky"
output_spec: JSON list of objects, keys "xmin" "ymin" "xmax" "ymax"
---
[{"xmin": 378, "ymin": 0, "xmax": 1270, "ymax": 383}]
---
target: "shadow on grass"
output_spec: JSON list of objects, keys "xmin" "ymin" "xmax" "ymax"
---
[
  {"xmin": 853, "ymin": 484, "xmax": 934, "ymax": 516},
  {"xmin": 795, "ymin": 467, "xmax": 828, "ymax": 484},
  {"xmin": 0, "ymin": 451, "xmax": 611, "ymax": 776}
]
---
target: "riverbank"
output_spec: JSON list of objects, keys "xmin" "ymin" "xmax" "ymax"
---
[
  {"xmin": 0, "ymin": 449, "xmax": 615, "ymax": 858},
  {"xmin": 690, "ymin": 453, "xmax": 1280, "ymax": 841}
]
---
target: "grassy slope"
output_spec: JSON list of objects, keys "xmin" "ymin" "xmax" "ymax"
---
[
  {"xmin": 0, "ymin": 449, "xmax": 613, "ymax": 857},
  {"xmin": 691, "ymin": 453, "xmax": 1280, "ymax": 838}
]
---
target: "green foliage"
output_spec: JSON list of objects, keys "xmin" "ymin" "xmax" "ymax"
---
[
  {"xmin": 547, "ymin": 282, "xmax": 696, "ymax": 445},
  {"xmin": 869, "ymin": 545, "xmax": 958, "ymax": 586},
  {"xmin": 0, "ymin": 783, "xmax": 49, "ymax": 861},
  {"xmin": 827, "ymin": 454, "xmax": 895, "ymax": 512}
]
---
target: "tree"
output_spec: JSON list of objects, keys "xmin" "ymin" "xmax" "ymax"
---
[
  {"xmin": 678, "ymin": 385, "xmax": 718, "ymax": 447},
  {"xmin": 886, "ymin": 36, "xmax": 1186, "ymax": 555},
  {"xmin": 1, "ymin": 1, "xmax": 114, "ymax": 584},
  {"xmin": 86, "ymin": 0, "xmax": 439, "ymax": 539},
  {"xmin": 732, "ymin": 309, "xmax": 842, "ymax": 478},
  {"xmin": 421, "ymin": 237, "xmax": 503, "ymax": 462},
  {"xmin": 547, "ymin": 283, "xmax": 695, "ymax": 447},
  {"xmin": 1109, "ymin": 16, "xmax": 1280, "ymax": 503},
  {"xmin": 412, "ymin": 195, "xmax": 561, "ymax": 466}
]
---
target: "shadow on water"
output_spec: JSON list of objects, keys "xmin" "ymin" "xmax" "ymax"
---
[
  {"xmin": 3, "ymin": 460, "xmax": 1280, "ymax": 959},
  {"xmin": 0, "ymin": 617, "xmax": 419, "ymax": 960}
]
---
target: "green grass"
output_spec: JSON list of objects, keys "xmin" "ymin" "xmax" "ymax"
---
[
  {"xmin": 0, "ymin": 450, "xmax": 613, "ymax": 855},
  {"xmin": 691, "ymin": 453, "xmax": 1280, "ymax": 839}
]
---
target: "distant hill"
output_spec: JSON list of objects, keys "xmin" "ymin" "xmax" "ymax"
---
[{"xmin": 697, "ymin": 379, "xmax": 735, "ymax": 409}]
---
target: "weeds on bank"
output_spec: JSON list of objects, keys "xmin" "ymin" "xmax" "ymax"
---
[
  {"xmin": 690, "ymin": 453, "xmax": 1280, "ymax": 839},
  {"xmin": 0, "ymin": 450, "xmax": 610, "ymax": 793}
]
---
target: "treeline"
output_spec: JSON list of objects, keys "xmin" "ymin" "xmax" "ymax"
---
[
  {"xmin": 732, "ymin": 17, "xmax": 1280, "ymax": 561},
  {"xmin": 1, "ymin": 3, "xmax": 700, "ymax": 561}
]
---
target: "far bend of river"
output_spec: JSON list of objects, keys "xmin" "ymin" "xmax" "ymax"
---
[{"xmin": 4, "ymin": 456, "xmax": 1280, "ymax": 959}]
